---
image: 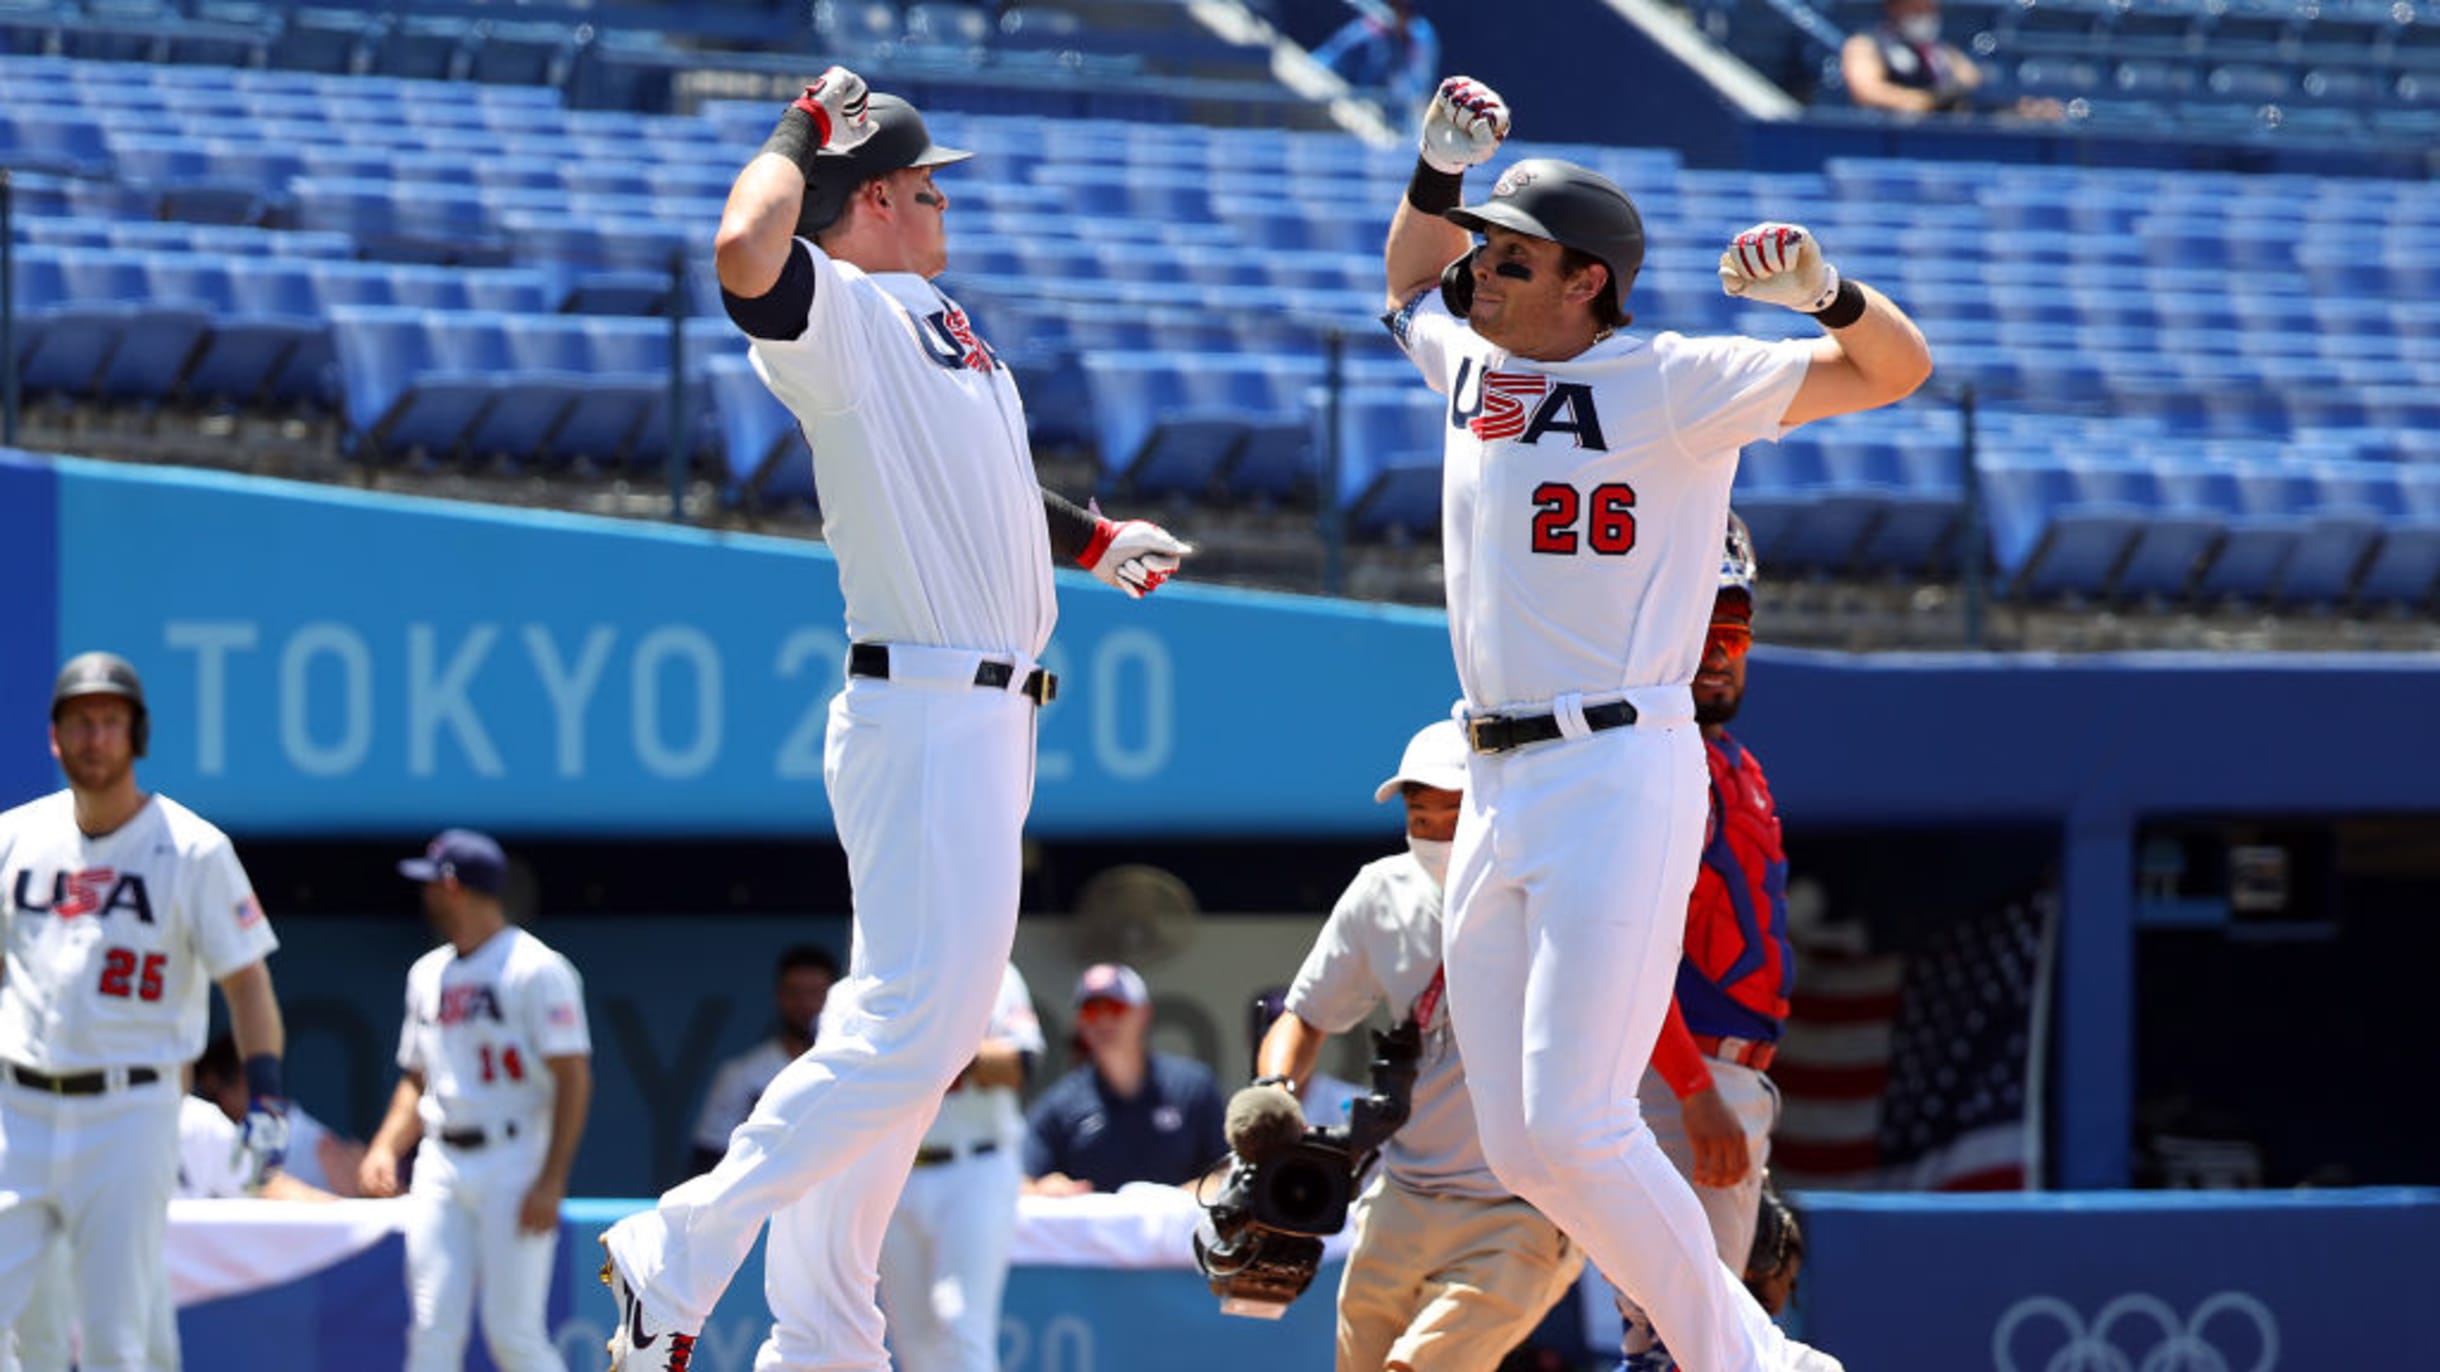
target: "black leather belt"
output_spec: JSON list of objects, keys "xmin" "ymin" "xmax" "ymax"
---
[
  {"xmin": 5, "ymin": 1062, "xmax": 160, "ymax": 1096},
  {"xmin": 1465, "ymin": 699, "xmax": 1640, "ymax": 754},
  {"xmin": 912, "ymin": 1140, "xmax": 999, "ymax": 1168},
  {"xmin": 440, "ymin": 1120, "xmax": 520, "ymax": 1150},
  {"xmin": 849, "ymin": 642, "xmax": 1056, "ymax": 706}
]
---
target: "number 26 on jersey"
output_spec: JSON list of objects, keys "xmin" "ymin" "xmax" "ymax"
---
[{"xmin": 1530, "ymin": 481, "xmax": 1638, "ymax": 556}]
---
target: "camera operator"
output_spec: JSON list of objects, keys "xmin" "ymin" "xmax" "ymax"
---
[{"xmin": 1253, "ymin": 721, "xmax": 1584, "ymax": 1372}]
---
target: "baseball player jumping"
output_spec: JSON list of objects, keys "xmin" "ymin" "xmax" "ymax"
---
[
  {"xmin": 0, "ymin": 652, "xmax": 291, "ymax": 1372},
  {"xmin": 1382, "ymin": 76, "xmax": 1931, "ymax": 1372},
  {"xmin": 361, "ymin": 829, "xmax": 594, "ymax": 1372},
  {"xmin": 1606, "ymin": 514, "xmax": 1800, "ymax": 1370},
  {"xmin": 599, "ymin": 66, "xmax": 1191, "ymax": 1372}
]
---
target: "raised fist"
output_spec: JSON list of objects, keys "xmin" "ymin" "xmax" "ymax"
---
[
  {"xmin": 793, "ymin": 65, "xmax": 874, "ymax": 154},
  {"xmin": 1419, "ymin": 76, "xmax": 1510, "ymax": 175},
  {"xmin": 1717, "ymin": 222, "xmax": 1841, "ymax": 314}
]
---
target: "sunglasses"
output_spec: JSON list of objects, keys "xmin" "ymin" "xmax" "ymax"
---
[
  {"xmin": 1075, "ymin": 998, "xmax": 1134, "ymax": 1024},
  {"xmin": 1706, "ymin": 621, "xmax": 1753, "ymax": 661}
]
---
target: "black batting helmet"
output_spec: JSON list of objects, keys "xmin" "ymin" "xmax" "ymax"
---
[
  {"xmin": 51, "ymin": 651, "xmax": 149, "ymax": 757},
  {"xmin": 1445, "ymin": 159, "xmax": 1646, "ymax": 320},
  {"xmin": 797, "ymin": 93, "xmax": 972, "ymax": 237}
]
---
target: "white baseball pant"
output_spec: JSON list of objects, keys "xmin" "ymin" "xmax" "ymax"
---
[
  {"xmin": 1443, "ymin": 712, "xmax": 1831, "ymax": 1372},
  {"xmin": 878, "ymin": 1148, "xmax": 1023, "ymax": 1371},
  {"xmin": 2, "ymin": 1238, "xmax": 179, "ymax": 1372},
  {"xmin": 404, "ymin": 1128, "xmax": 567, "ymax": 1372},
  {"xmin": 607, "ymin": 672, "xmax": 1034, "ymax": 1372},
  {"xmin": 1615, "ymin": 1061, "xmax": 1780, "ymax": 1356},
  {"xmin": 0, "ymin": 1076, "xmax": 182, "ymax": 1372}
]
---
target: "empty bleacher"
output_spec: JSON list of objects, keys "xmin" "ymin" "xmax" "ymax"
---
[{"xmin": 6, "ymin": 25, "xmax": 2440, "ymax": 612}]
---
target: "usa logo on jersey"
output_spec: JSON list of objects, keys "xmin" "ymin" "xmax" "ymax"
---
[
  {"xmin": 1449, "ymin": 358, "xmax": 1609, "ymax": 450},
  {"xmin": 915, "ymin": 304, "xmax": 1000, "ymax": 373},
  {"xmin": 13, "ymin": 867, "xmax": 155, "ymax": 923}
]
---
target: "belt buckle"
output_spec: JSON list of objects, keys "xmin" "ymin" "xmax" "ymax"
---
[
  {"xmin": 1465, "ymin": 716, "xmax": 1499, "ymax": 754},
  {"xmin": 1025, "ymin": 669, "xmax": 1058, "ymax": 707}
]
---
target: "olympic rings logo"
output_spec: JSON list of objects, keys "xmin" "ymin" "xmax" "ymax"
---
[{"xmin": 1992, "ymin": 1291, "xmax": 2280, "ymax": 1372}]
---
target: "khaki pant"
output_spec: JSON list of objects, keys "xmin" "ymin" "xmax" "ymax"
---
[{"xmin": 1335, "ymin": 1178, "xmax": 1585, "ymax": 1372}]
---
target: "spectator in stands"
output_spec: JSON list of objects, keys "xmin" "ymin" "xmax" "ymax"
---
[
  {"xmin": 1841, "ymin": 0, "xmax": 2064, "ymax": 119},
  {"xmin": 1021, "ymin": 964, "xmax": 1228, "ymax": 1195},
  {"xmin": 1312, "ymin": 0, "xmax": 1441, "ymax": 114},
  {"xmin": 687, "ymin": 943, "xmax": 839, "ymax": 1177},
  {"xmin": 196, "ymin": 1031, "xmax": 364, "ymax": 1197}
]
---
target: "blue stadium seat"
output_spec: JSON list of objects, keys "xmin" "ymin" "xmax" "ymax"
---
[
  {"xmin": 1127, "ymin": 418, "xmax": 1248, "ymax": 499},
  {"xmin": 0, "ymin": 112, "xmax": 113, "ymax": 176},
  {"xmin": 705, "ymin": 352, "xmax": 810, "ymax": 503},
  {"xmin": 328, "ymin": 306, "xmax": 486, "ymax": 459},
  {"xmin": 1323, "ymin": 386, "xmax": 1444, "ymax": 520},
  {"xmin": 2109, "ymin": 466, "xmax": 2228, "ymax": 600}
]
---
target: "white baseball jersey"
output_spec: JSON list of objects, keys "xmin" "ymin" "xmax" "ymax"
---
[
  {"xmin": 0, "ymin": 791, "xmax": 276, "ymax": 1072},
  {"xmin": 918, "ymin": 962, "xmax": 1043, "ymax": 1154},
  {"xmin": 1387, "ymin": 294, "xmax": 1810, "ymax": 710},
  {"xmin": 749, "ymin": 242, "xmax": 1055, "ymax": 659},
  {"xmin": 395, "ymin": 927, "xmax": 589, "ymax": 1135},
  {"xmin": 178, "ymin": 1094, "xmax": 250, "ymax": 1199},
  {"xmin": 1287, "ymin": 852, "xmax": 1505, "ymax": 1199}
]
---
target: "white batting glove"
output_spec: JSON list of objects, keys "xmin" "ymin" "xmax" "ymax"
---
[
  {"xmin": 792, "ymin": 65, "xmax": 875, "ymax": 155},
  {"xmin": 235, "ymin": 1100, "xmax": 290, "ymax": 1192},
  {"xmin": 1418, "ymin": 76, "xmax": 1511, "ymax": 175},
  {"xmin": 1082, "ymin": 505, "xmax": 1194, "ymax": 599},
  {"xmin": 1717, "ymin": 222, "xmax": 1842, "ymax": 314}
]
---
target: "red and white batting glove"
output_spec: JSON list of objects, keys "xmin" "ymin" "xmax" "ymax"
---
[
  {"xmin": 1418, "ymin": 76, "xmax": 1511, "ymax": 175},
  {"xmin": 1717, "ymin": 222, "xmax": 1841, "ymax": 313},
  {"xmin": 793, "ymin": 65, "xmax": 875, "ymax": 154},
  {"xmin": 1078, "ymin": 505, "xmax": 1193, "ymax": 599}
]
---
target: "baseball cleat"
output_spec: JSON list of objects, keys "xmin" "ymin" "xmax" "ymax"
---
[{"xmin": 602, "ymin": 1249, "xmax": 696, "ymax": 1371}]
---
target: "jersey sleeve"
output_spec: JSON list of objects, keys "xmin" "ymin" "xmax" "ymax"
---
[
  {"xmin": 185, "ymin": 838, "xmax": 277, "ymax": 981},
  {"xmin": 521, "ymin": 951, "xmax": 592, "ymax": 1059},
  {"xmin": 739, "ymin": 240, "xmax": 875, "ymax": 416},
  {"xmin": 1649, "ymin": 997, "xmax": 1716, "ymax": 1100},
  {"xmin": 1382, "ymin": 289, "xmax": 1467, "ymax": 396},
  {"xmin": 1656, "ymin": 332, "xmax": 1815, "ymax": 458},
  {"xmin": 394, "ymin": 978, "xmax": 423, "ymax": 1073},
  {"xmin": 1282, "ymin": 871, "xmax": 1387, "ymax": 1036},
  {"xmin": 993, "ymin": 965, "xmax": 1046, "ymax": 1057}
]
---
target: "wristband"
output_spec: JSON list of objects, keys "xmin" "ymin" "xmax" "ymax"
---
[
  {"xmin": 1250, "ymin": 1075, "xmax": 1295, "ymax": 1091},
  {"xmin": 1809, "ymin": 277, "xmax": 1868, "ymax": 330},
  {"xmin": 761, "ymin": 105, "xmax": 823, "ymax": 179},
  {"xmin": 243, "ymin": 1053, "xmax": 285, "ymax": 1103},
  {"xmin": 1406, "ymin": 158, "xmax": 1464, "ymax": 215},
  {"xmin": 1075, "ymin": 516, "xmax": 1118, "ymax": 570}
]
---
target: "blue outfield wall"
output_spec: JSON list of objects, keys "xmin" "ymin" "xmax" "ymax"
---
[
  {"xmin": 16, "ymin": 453, "xmax": 1461, "ymax": 836},
  {"xmin": 11, "ymin": 451, "xmax": 2440, "ymax": 837}
]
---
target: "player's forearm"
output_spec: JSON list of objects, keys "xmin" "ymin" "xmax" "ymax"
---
[
  {"xmin": 370, "ymin": 1075, "xmax": 425, "ymax": 1154},
  {"xmin": 715, "ymin": 154, "xmax": 810, "ymax": 299},
  {"xmin": 1255, "ymin": 1012, "xmax": 1327, "ymax": 1089},
  {"xmin": 538, "ymin": 1057, "xmax": 592, "ymax": 1187},
  {"xmin": 1822, "ymin": 284, "xmax": 1933, "ymax": 403},
  {"xmin": 1385, "ymin": 195, "xmax": 1470, "ymax": 310},
  {"xmin": 218, "ymin": 961, "xmax": 285, "ymax": 1063}
]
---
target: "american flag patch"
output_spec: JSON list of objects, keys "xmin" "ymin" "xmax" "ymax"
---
[
  {"xmin": 548, "ymin": 1003, "xmax": 577, "ymax": 1026},
  {"xmin": 235, "ymin": 894, "xmax": 264, "ymax": 928}
]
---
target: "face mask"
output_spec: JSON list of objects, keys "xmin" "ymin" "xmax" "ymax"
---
[
  {"xmin": 1408, "ymin": 836, "xmax": 1453, "ymax": 888},
  {"xmin": 1896, "ymin": 14, "xmax": 1940, "ymax": 43}
]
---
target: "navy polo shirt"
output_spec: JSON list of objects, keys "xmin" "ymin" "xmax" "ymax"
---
[{"xmin": 1021, "ymin": 1052, "xmax": 1229, "ymax": 1192}]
